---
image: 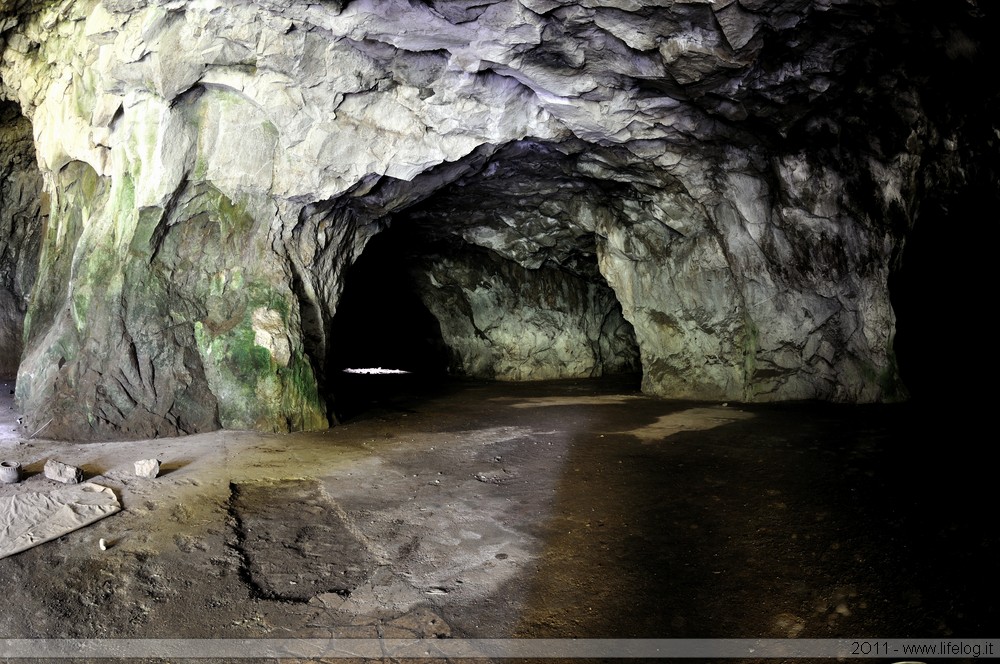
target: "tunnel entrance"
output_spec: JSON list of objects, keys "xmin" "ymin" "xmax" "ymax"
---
[
  {"xmin": 890, "ymin": 176, "xmax": 997, "ymax": 405},
  {"xmin": 323, "ymin": 140, "xmax": 642, "ymax": 421},
  {"xmin": 327, "ymin": 224, "xmax": 455, "ymax": 420}
]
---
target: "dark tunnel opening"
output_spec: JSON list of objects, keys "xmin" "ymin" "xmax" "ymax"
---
[
  {"xmin": 322, "ymin": 140, "xmax": 644, "ymax": 421},
  {"xmin": 884, "ymin": 10, "xmax": 1000, "ymax": 406},
  {"xmin": 890, "ymin": 177, "xmax": 998, "ymax": 406},
  {"xmin": 326, "ymin": 224, "xmax": 456, "ymax": 421}
]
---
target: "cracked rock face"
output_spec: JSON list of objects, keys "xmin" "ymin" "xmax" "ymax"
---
[
  {"xmin": 0, "ymin": 101, "xmax": 42, "ymax": 378},
  {"xmin": 0, "ymin": 0, "xmax": 995, "ymax": 438},
  {"xmin": 414, "ymin": 249, "xmax": 639, "ymax": 381}
]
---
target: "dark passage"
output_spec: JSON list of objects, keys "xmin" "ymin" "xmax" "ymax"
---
[
  {"xmin": 327, "ymin": 226, "xmax": 454, "ymax": 420},
  {"xmin": 890, "ymin": 161, "xmax": 999, "ymax": 406}
]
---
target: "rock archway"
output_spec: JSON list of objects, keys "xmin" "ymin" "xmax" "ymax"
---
[{"xmin": 323, "ymin": 142, "xmax": 642, "ymax": 419}]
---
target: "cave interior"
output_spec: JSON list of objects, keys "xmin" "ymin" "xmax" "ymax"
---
[
  {"xmin": 0, "ymin": 0, "xmax": 998, "ymax": 647},
  {"xmin": 0, "ymin": 0, "xmax": 995, "ymax": 437}
]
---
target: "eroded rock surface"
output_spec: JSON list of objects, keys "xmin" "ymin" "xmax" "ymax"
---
[
  {"xmin": 0, "ymin": 100, "xmax": 42, "ymax": 378},
  {"xmin": 0, "ymin": 0, "xmax": 995, "ymax": 438},
  {"xmin": 415, "ymin": 249, "xmax": 638, "ymax": 381}
]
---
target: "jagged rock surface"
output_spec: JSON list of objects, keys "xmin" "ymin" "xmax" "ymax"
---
[
  {"xmin": 0, "ymin": 101, "xmax": 42, "ymax": 377},
  {"xmin": 0, "ymin": 0, "xmax": 994, "ymax": 438},
  {"xmin": 414, "ymin": 249, "xmax": 638, "ymax": 381}
]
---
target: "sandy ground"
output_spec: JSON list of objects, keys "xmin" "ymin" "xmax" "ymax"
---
[{"xmin": 0, "ymin": 374, "xmax": 996, "ymax": 663}]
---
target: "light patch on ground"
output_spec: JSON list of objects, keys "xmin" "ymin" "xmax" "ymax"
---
[
  {"xmin": 501, "ymin": 395, "xmax": 641, "ymax": 408},
  {"xmin": 617, "ymin": 406, "xmax": 755, "ymax": 443},
  {"xmin": 454, "ymin": 425, "xmax": 533, "ymax": 445}
]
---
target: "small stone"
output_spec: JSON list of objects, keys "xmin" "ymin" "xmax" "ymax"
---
[
  {"xmin": 134, "ymin": 458, "xmax": 161, "ymax": 479},
  {"xmin": 44, "ymin": 459, "xmax": 83, "ymax": 484}
]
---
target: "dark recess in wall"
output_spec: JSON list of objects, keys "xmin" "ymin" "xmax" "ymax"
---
[
  {"xmin": 327, "ymin": 224, "xmax": 454, "ymax": 420},
  {"xmin": 890, "ymin": 179, "xmax": 998, "ymax": 405},
  {"xmin": 882, "ymin": 0, "xmax": 1000, "ymax": 404}
]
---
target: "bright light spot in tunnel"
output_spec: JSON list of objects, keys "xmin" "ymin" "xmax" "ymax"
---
[{"xmin": 342, "ymin": 368, "xmax": 412, "ymax": 375}]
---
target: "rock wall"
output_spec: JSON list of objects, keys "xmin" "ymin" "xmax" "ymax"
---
[
  {"xmin": 0, "ymin": 101, "xmax": 42, "ymax": 377},
  {"xmin": 414, "ymin": 250, "xmax": 638, "ymax": 381},
  {"xmin": 0, "ymin": 0, "xmax": 991, "ymax": 438}
]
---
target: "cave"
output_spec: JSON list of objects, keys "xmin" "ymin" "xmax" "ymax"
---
[
  {"xmin": 1, "ymin": 0, "xmax": 998, "ymax": 651},
  {"xmin": 2, "ymin": 3, "xmax": 955, "ymax": 438},
  {"xmin": 325, "ymin": 144, "xmax": 643, "ymax": 419},
  {"xmin": 324, "ymin": 223, "xmax": 454, "ymax": 420}
]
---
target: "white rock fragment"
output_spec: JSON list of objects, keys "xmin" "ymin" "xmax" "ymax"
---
[
  {"xmin": 134, "ymin": 459, "xmax": 161, "ymax": 479},
  {"xmin": 43, "ymin": 459, "xmax": 83, "ymax": 484}
]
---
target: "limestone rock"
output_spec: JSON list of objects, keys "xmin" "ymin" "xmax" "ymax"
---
[
  {"xmin": 0, "ymin": 101, "xmax": 42, "ymax": 378},
  {"xmin": 415, "ymin": 250, "xmax": 638, "ymax": 381},
  {"xmin": 134, "ymin": 458, "xmax": 160, "ymax": 479},
  {"xmin": 43, "ymin": 459, "xmax": 83, "ymax": 485}
]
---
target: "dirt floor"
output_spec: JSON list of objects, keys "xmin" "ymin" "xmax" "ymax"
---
[{"xmin": 0, "ymin": 373, "xmax": 996, "ymax": 662}]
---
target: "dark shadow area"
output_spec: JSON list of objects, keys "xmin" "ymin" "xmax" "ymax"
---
[
  {"xmin": 156, "ymin": 460, "xmax": 190, "ymax": 476},
  {"xmin": 866, "ymin": 1, "xmax": 999, "ymax": 406},
  {"xmin": 327, "ymin": 226, "xmax": 455, "ymax": 421},
  {"xmin": 891, "ymin": 177, "xmax": 999, "ymax": 406},
  {"xmin": 496, "ymin": 397, "xmax": 997, "ymax": 644}
]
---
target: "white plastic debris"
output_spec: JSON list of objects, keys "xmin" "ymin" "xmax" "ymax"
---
[{"xmin": 0, "ymin": 483, "xmax": 121, "ymax": 560}]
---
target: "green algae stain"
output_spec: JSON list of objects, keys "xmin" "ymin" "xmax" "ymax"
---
[{"xmin": 193, "ymin": 284, "xmax": 326, "ymax": 432}]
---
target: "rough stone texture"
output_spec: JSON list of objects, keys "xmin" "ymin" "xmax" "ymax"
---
[
  {"xmin": 43, "ymin": 459, "xmax": 83, "ymax": 484},
  {"xmin": 0, "ymin": 0, "xmax": 996, "ymax": 437},
  {"xmin": 133, "ymin": 458, "xmax": 159, "ymax": 478},
  {"xmin": 414, "ymin": 249, "xmax": 638, "ymax": 380},
  {"xmin": 0, "ymin": 100, "xmax": 42, "ymax": 377}
]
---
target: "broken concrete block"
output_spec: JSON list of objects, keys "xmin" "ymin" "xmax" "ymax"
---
[
  {"xmin": 44, "ymin": 459, "xmax": 83, "ymax": 484},
  {"xmin": 134, "ymin": 458, "xmax": 160, "ymax": 479}
]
